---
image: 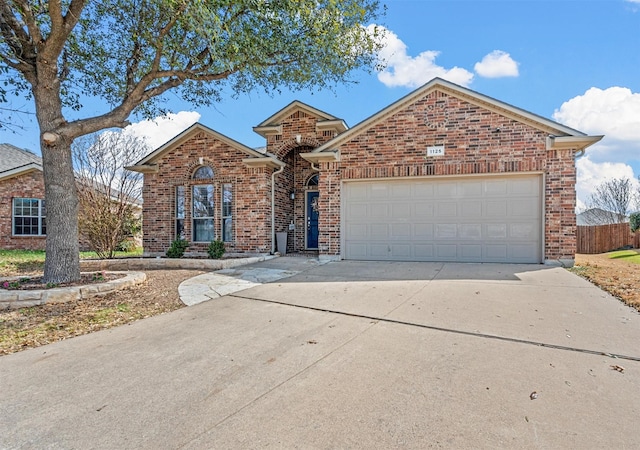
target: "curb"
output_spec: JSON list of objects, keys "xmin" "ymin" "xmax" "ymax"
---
[{"xmin": 0, "ymin": 272, "xmax": 146, "ymax": 310}]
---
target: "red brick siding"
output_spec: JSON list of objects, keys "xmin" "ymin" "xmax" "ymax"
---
[
  {"xmin": 141, "ymin": 131, "xmax": 272, "ymax": 255},
  {"xmin": 317, "ymin": 90, "xmax": 578, "ymax": 262},
  {"xmin": 0, "ymin": 171, "xmax": 47, "ymax": 250}
]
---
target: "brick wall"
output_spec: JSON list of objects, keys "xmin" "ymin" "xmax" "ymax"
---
[
  {"xmin": 268, "ymin": 110, "xmax": 334, "ymax": 253},
  {"xmin": 0, "ymin": 171, "xmax": 47, "ymax": 250},
  {"xmin": 317, "ymin": 90, "xmax": 578, "ymax": 262},
  {"xmin": 141, "ymin": 131, "xmax": 272, "ymax": 255}
]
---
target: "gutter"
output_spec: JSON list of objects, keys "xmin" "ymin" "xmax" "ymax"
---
[{"xmin": 271, "ymin": 164, "xmax": 285, "ymax": 254}]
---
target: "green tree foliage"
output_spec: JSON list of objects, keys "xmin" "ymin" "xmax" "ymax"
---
[{"xmin": 0, "ymin": 0, "xmax": 383, "ymax": 282}]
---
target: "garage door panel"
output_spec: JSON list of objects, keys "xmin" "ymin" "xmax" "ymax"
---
[
  {"xmin": 485, "ymin": 179, "xmax": 508, "ymax": 196},
  {"xmin": 460, "ymin": 201, "xmax": 482, "ymax": 217},
  {"xmin": 414, "ymin": 244, "xmax": 435, "ymax": 258},
  {"xmin": 510, "ymin": 223, "xmax": 537, "ymax": 239},
  {"xmin": 486, "ymin": 223, "xmax": 507, "ymax": 239},
  {"xmin": 392, "ymin": 203, "xmax": 411, "ymax": 218},
  {"xmin": 436, "ymin": 224, "xmax": 457, "ymax": 239},
  {"xmin": 345, "ymin": 242, "xmax": 368, "ymax": 258},
  {"xmin": 343, "ymin": 176, "xmax": 542, "ymax": 263},
  {"xmin": 486, "ymin": 200, "xmax": 507, "ymax": 217},
  {"xmin": 460, "ymin": 224, "xmax": 482, "ymax": 239},
  {"xmin": 414, "ymin": 223, "xmax": 434, "ymax": 238},
  {"xmin": 370, "ymin": 223, "xmax": 388, "ymax": 239},
  {"xmin": 390, "ymin": 244, "xmax": 411, "ymax": 258},
  {"xmin": 391, "ymin": 183, "xmax": 411, "ymax": 199},
  {"xmin": 413, "ymin": 182, "xmax": 435, "ymax": 197},
  {"xmin": 436, "ymin": 183, "xmax": 458, "ymax": 198},
  {"xmin": 391, "ymin": 223, "xmax": 411, "ymax": 238},
  {"xmin": 414, "ymin": 202, "xmax": 434, "ymax": 217},
  {"xmin": 436, "ymin": 244, "xmax": 457, "ymax": 259},
  {"xmin": 509, "ymin": 198, "xmax": 537, "ymax": 217},
  {"xmin": 370, "ymin": 204, "xmax": 389, "ymax": 219},
  {"xmin": 485, "ymin": 244, "xmax": 508, "ymax": 259},
  {"xmin": 460, "ymin": 244, "xmax": 482, "ymax": 259},
  {"xmin": 437, "ymin": 202, "xmax": 457, "ymax": 216}
]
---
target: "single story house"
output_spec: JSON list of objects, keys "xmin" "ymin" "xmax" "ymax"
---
[
  {"xmin": 0, "ymin": 143, "xmax": 141, "ymax": 251},
  {"xmin": 0, "ymin": 143, "xmax": 47, "ymax": 250},
  {"xmin": 127, "ymin": 78, "xmax": 602, "ymax": 265}
]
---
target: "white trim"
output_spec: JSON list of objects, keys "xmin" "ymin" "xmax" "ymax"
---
[{"xmin": 0, "ymin": 163, "xmax": 42, "ymax": 181}]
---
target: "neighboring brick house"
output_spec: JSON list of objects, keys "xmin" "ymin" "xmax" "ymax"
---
[
  {"xmin": 0, "ymin": 144, "xmax": 47, "ymax": 250},
  {"xmin": 128, "ymin": 78, "xmax": 602, "ymax": 265},
  {"xmin": 1, "ymin": 143, "xmax": 142, "ymax": 251}
]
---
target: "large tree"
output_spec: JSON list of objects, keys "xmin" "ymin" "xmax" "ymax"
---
[{"xmin": 0, "ymin": 0, "xmax": 383, "ymax": 282}]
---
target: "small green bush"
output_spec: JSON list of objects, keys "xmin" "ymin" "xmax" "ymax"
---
[
  {"xmin": 207, "ymin": 239, "xmax": 226, "ymax": 259},
  {"xmin": 166, "ymin": 239, "xmax": 189, "ymax": 258},
  {"xmin": 630, "ymin": 212, "xmax": 640, "ymax": 233}
]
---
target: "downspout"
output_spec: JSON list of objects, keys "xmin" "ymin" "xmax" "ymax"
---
[{"xmin": 271, "ymin": 164, "xmax": 285, "ymax": 254}]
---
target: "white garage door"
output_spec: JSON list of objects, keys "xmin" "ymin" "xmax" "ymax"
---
[{"xmin": 343, "ymin": 175, "xmax": 542, "ymax": 263}]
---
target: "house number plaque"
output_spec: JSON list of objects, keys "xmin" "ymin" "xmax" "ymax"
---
[{"xmin": 427, "ymin": 145, "xmax": 445, "ymax": 157}]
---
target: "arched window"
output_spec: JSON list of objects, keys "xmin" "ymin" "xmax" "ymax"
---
[
  {"xmin": 193, "ymin": 165, "xmax": 214, "ymax": 179},
  {"xmin": 306, "ymin": 174, "xmax": 319, "ymax": 188}
]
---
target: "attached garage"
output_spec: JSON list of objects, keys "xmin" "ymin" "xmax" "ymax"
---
[{"xmin": 343, "ymin": 175, "xmax": 543, "ymax": 263}]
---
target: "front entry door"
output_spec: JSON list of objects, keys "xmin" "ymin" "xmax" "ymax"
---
[{"xmin": 306, "ymin": 191, "xmax": 319, "ymax": 249}]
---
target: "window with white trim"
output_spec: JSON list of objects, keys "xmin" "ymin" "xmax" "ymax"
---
[
  {"xmin": 192, "ymin": 184, "xmax": 214, "ymax": 242},
  {"xmin": 13, "ymin": 198, "xmax": 46, "ymax": 236}
]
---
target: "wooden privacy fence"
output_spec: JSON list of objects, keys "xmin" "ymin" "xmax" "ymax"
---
[{"xmin": 576, "ymin": 223, "xmax": 640, "ymax": 254}]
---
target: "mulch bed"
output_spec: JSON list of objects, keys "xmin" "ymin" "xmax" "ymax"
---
[{"xmin": 1, "ymin": 272, "xmax": 124, "ymax": 290}]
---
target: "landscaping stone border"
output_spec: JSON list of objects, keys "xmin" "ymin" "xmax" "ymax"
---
[
  {"xmin": 1, "ymin": 255, "xmax": 276, "ymax": 310},
  {"xmin": 79, "ymin": 254, "xmax": 276, "ymax": 272},
  {"xmin": 0, "ymin": 272, "xmax": 146, "ymax": 310}
]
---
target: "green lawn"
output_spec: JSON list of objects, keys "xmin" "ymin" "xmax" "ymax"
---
[
  {"xmin": 607, "ymin": 249, "xmax": 640, "ymax": 264},
  {"xmin": 0, "ymin": 248, "xmax": 142, "ymax": 277}
]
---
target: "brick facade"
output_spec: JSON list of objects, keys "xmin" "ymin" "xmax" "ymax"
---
[
  {"xmin": 141, "ymin": 130, "xmax": 273, "ymax": 255},
  {"xmin": 0, "ymin": 171, "xmax": 47, "ymax": 250},
  {"xmin": 317, "ymin": 90, "xmax": 581, "ymax": 263},
  {"xmin": 132, "ymin": 79, "xmax": 597, "ymax": 263}
]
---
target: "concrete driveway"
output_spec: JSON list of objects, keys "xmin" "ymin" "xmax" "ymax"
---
[{"xmin": 1, "ymin": 259, "xmax": 640, "ymax": 449}]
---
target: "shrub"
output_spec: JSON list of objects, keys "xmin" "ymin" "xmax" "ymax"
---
[
  {"xmin": 207, "ymin": 240, "xmax": 226, "ymax": 259},
  {"xmin": 166, "ymin": 239, "xmax": 189, "ymax": 258}
]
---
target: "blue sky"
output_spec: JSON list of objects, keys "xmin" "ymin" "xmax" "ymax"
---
[{"xmin": 1, "ymin": 0, "xmax": 639, "ymax": 209}]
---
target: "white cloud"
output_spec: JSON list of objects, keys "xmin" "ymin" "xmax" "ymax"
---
[
  {"xmin": 370, "ymin": 25, "xmax": 474, "ymax": 88},
  {"xmin": 124, "ymin": 111, "xmax": 201, "ymax": 150},
  {"xmin": 552, "ymin": 86, "xmax": 640, "ymax": 208},
  {"xmin": 575, "ymin": 156, "xmax": 639, "ymax": 211},
  {"xmin": 474, "ymin": 50, "xmax": 519, "ymax": 78}
]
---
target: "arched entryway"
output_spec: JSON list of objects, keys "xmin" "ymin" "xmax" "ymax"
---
[{"xmin": 274, "ymin": 142, "xmax": 320, "ymax": 254}]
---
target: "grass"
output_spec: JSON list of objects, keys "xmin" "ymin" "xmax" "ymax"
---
[
  {"xmin": 0, "ymin": 248, "xmax": 143, "ymax": 277},
  {"xmin": 607, "ymin": 249, "xmax": 640, "ymax": 264}
]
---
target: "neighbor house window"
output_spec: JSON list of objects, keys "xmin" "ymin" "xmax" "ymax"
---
[
  {"xmin": 175, "ymin": 186, "xmax": 185, "ymax": 240},
  {"xmin": 222, "ymin": 183, "xmax": 232, "ymax": 242},
  {"xmin": 13, "ymin": 198, "xmax": 46, "ymax": 236}
]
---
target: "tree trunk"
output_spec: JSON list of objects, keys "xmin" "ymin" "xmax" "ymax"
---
[
  {"xmin": 41, "ymin": 138, "xmax": 81, "ymax": 284},
  {"xmin": 33, "ymin": 58, "xmax": 81, "ymax": 284}
]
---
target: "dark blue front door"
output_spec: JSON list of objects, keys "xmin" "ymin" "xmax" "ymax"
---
[{"xmin": 306, "ymin": 191, "xmax": 319, "ymax": 249}]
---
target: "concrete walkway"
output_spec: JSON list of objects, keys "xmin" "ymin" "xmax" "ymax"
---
[
  {"xmin": 1, "ymin": 259, "xmax": 640, "ymax": 449},
  {"xmin": 178, "ymin": 256, "xmax": 321, "ymax": 305}
]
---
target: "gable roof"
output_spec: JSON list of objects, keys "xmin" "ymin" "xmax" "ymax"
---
[
  {"xmin": 126, "ymin": 122, "xmax": 271, "ymax": 173},
  {"xmin": 313, "ymin": 77, "xmax": 602, "ymax": 153},
  {"xmin": 253, "ymin": 100, "xmax": 347, "ymax": 138},
  {"xmin": 0, "ymin": 143, "xmax": 43, "ymax": 181}
]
